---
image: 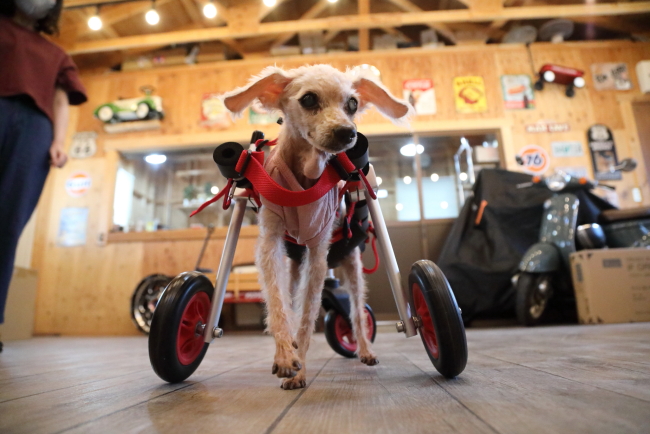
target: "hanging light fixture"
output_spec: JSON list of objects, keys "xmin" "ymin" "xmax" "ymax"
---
[
  {"xmin": 263, "ymin": 0, "xmax": 276, "ymax": 7},
  {"xmin": 203, "ymin": 1, "xmax": 217, "ymax": 19},
  {"xmin": 145, "ymin": 1, "xmax": 160, "ymax": 25},
  {"xmin": 328, "ymin": 0, "xmax": 338, "ymax": 3},
  {"xmin": 87, "ymin": 7, "xmax": 102, "ymax": 31}
]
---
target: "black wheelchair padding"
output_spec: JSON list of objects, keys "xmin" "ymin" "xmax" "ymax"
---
[{"xmin": 285, "ymin": 198, "xmax": 370, "ymax": 269}]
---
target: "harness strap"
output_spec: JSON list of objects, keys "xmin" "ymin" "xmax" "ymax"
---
[{"xmin": 235, "ymin": 150, "xmax": 356, "ymax": 208}]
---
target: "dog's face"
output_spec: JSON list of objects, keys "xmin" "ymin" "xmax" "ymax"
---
[{"xmin": 222, "ymin": 64, "xmax": 413, "ymax": 156}]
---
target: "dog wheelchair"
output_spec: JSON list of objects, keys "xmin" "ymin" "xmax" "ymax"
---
[{"xmin": 148, "ymin": 131, "xmax": 468, "ymax": 383}]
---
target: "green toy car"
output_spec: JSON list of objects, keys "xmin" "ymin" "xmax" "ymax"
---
[{"xmin": 94, "ymin": 86, "xmax": 164, "ymax": 124}]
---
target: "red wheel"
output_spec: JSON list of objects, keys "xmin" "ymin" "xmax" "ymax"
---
[
  {"xmin": 409, "ymin": 260, "xmax": 467, "ymax": 378},
  {"xmin": 176, "ymin": 292, "xmax": 211, "ymax": 365},
  {"xmin": 149, "ymin": 272, "xmax": 213, "ymax": 383},
  {"xmin": 325, "ymin": 304, "xmax": 376, "ymax": 358}
]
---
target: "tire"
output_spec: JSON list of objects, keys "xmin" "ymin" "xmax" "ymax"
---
[
  {"xmin": 97, "ymin": 105, "xmax": 114, "ymax": 122},
  {"xmin": 516, "ymin": 272, "xmax": 552, "ymax": 326},
  {"xmin": 149, "ymin": 272, "xmax": 213, "ymax": 383},
  {"xmin": 534, "ymin": 80, "xmax": 544, "ymax": 91},
  {"xmin": 409, "ymin": 260, "xmax": 467, "ymax": 378},
  {"xmin": 136, "ymin": 102, "xmax": 150, "ymax": 120},
  {"xmin": 565, "ymin": 86, "xmax": 575, "ymax": 98},
  {"xmin": 324, "ymin": 304, "xmax": 376, "ymax": 358},
  {"xmin": 130, "ymin": 274, "xmax": 172, "ymax": 334}
]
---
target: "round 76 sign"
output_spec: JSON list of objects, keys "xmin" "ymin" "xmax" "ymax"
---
[{"xmin": 518, "ymin": 144, "xmax": 550, "ymax": 174}]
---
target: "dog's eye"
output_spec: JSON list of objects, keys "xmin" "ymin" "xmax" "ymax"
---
[
  {"xmin": 346, "ymin": 98, "xmax": 358, "ymax": 114},
  {"xmin": 299, "ymin": 93, "xmax": 319, "ymax": 109}
]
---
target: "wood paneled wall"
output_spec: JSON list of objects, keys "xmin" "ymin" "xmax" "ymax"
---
[{"xmin": 32, "ymin": 41, "xmax": 650, "ymax": 335}]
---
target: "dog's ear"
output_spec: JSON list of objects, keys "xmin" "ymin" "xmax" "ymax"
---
[
  {"xmin": 222, "ymin": 67, "xmax": 292, "ymax": 116},
  {"xmin": 351, "ymin": 73, "xmax": 413, "ymax": 122}
]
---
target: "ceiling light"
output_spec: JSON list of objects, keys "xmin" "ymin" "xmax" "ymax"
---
[
  {"xmin": 440, "ymin": 201, "xmax": 449, "ymax": 209},
  {"xmin": 376, "ymin": 176, "xmax": 382, "ymax": 186},
  {"xmin": 399, "ymin": 143, "xmax": 424, "ymax": 157},
  {"xmin": 328, "ymin": 0, "xmax": 338, "ymax": 3},
  {"xmin": 459, "ymin": 172, "xmax": 468, "ymax": 181},
  {"xmin": 263, "ymin": 0, "xmax": 276, "ymax": 7},
  {"xmin": 145, "ymin": 3, "xmax": 160, "ymax": 25},
  {"xmin": 377, "ymin": 189, "xmax": 388, "ymax": 199},
  {"xmin": 210, "ymin": 186, "xmax": 219, "ymax": 195},
  {"xmin": 395, "ymin": 203, "xmax": 403, "ymax": 211},
  {"xmin": 430, "ymin": 173, "xmax": 439, "ymax": 182},
  {"xmin": 203, "ymin": 1, "xmax": 217, "ymax": 19},
  {"xmin": 145, "ymin": 154, "xmax": 166, "ymax": 164},
  {"xmin": 403, "ymin": 176, "xmax": 412, "ymax": 185},
  {"xmin": 88, "ymin": 10, "xmax": 102, "ymax": 31}
]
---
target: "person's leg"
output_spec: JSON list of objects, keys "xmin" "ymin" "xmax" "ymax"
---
[{"xmin": 0, "ymin": 98, "xmax": 52, "ymax": 324}]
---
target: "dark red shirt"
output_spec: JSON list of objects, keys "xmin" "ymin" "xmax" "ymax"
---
[{"xmin": 0, "ymin": 15, "xmax": 87, "ymax": 123}]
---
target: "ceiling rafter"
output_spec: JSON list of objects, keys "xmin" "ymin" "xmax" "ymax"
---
[
  {"xmin": 272, "ymin": 0, "xmax": 331, "ymax": 48},
  {"xmin": 384, "ymin": 0, "xmax": 457, "ymax": 44},
  {"xmin": 65, "ymin": 2, "xmax": 650, "ymax": 55}
]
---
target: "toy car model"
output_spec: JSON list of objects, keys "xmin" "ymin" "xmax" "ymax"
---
[
  {"xmin": 534, "ymin": 64, "xmax": 585, "ymax": 97},
  {"xmin": 94, "ymin": 86, "xmax": 164, "ymax": 123}
]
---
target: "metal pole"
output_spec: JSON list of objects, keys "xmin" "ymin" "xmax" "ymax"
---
[
  {"xmin": 203, "ymin": 198, "xmax": 247, "ymax": 342},
  {"xmin": 413, "ymin": 133, "xmax": 428, "ymax": 260},
  {"xmin": 363, "ymin": 165, "xmax": 417, "ymax": 338}
]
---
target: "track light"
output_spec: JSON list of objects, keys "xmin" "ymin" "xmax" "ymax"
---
[
  {"xmin": 88, "ymin": 7, "xmax": 102, "ymax": 31},
  {"xmin": 328, "ymin": 0, "xmax": 338, "ymax": 3},
  {"xmin": 203, "ymin": 1, "xmax": 217, "ymax": 19},
  {"xmin": 263, "ymin": 0, "xmax": 276, "ymax": 7},
  {"xmin": 145, "ymin": 1, "xmax": 160, "ymax": 25}
]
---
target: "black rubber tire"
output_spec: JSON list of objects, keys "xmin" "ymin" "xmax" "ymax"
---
[
  {"xmin": 324, "ymin": 304, "xmax": 376, "ymax": 358},
  {"xmin": 516, "ymin": 272, "xmax": 552, "ymax": 327},
  {"xmin": 149, "ymin": 272, "xmax": 213, "ymax": 383},
  {"xmin": 534, "ymin": 80, "xmax": 544, "ymax": 91},
  {"xmin": 409, "ymin": 260, "xmax": 467, "ymax": 378},
  {"xmin": 565, "ymin": 86, "xmax": 575, "ymax": 98},
  {"xmin": 130, "ymin": 274, "xmax": 172, "ymax": 334}
]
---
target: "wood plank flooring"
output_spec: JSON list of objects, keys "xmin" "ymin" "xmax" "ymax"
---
[{"xmin": 1, "ymin": 324, "xmax": 649, "ymax": 434}]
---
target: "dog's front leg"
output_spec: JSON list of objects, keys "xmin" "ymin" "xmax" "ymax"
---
[
  {"xmin": 342, "ymin": 247, "xmax": 378, "ymax": 365},
  {"xmin": 282, "ymin": 235, "xmax": 330, "ymax": 390},
  {"xmin": 257, "ymin": 208, "xmax": 302, "ymax": 379}
]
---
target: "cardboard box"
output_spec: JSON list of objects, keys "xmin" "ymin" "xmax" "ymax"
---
[{"xmin": 570, "ymin": 248, "xmax": 650, "ymax": 324}]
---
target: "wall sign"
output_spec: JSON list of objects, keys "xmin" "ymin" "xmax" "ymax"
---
[
  {"xmin": 588, "ymin": 124, "xmax": 621, "ymax": 181},
  {"xmin": 69, "ymin": 132, "xmax": 97, "ymax": 159},
  {"xmin": 248, "ymin": 100, "xmax": 280, "ymax": 125},
  {"xmin": 57, "ymin": 207, "xmax": 89, "ymax": 247},
  {"xmin": 552, "ymin": 141, "xmax": 584, "ymax": 158},
  {"xmin": 453, "ymin": 76, "xmax": 487, "ymax": 113},
  {"xmin": 200, "ymin": 93, "xmax": 231, "ymax": 128},
  {"xmin": 556, "ymin": 166, "xmax": 588, "ymax": 179},
  {"xmin": 65, "ymin": 172, "xmax": 92, "ymax": 197},
  {"xmin": 403, "ymin": 79, "xmax": 436, "ymax": 115},
  {"xmin": 518, "ymin": 145, "xmax": 550, "ymax": 175},
  {"xmin": 591, "ymin": 63, "xmax": 632, "ymax": 91},
  {"xmin": 501, "ymin": 75, "xmax": 535, "ymax": 109},
  {"xmin": 525, "ymin": 121, "xmax": 570, "ymax": 134}
]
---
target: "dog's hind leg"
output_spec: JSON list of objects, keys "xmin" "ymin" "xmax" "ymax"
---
[
  {"xmin": 282, "ymin": 237, "xmax": 330, "ymax": 390},
  {"xmin": 341, "ymin": 247, "xmax": 378, "ymax": 366},
  {"xmin": 257, "ymin": 208, "xmax": 301, "ymax": 379}
]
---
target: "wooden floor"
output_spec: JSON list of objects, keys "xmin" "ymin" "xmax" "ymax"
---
[{"xmin": 1, "ymin": 324, "xmax": 649, "ymax": 434}]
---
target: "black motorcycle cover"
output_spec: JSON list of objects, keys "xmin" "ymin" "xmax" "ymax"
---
[{"xmin": 438, "ymin": 169, "xmax": 613, "ymax": 322}]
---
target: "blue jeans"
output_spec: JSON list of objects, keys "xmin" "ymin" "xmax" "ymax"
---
[{"xmin": 0, "ymin": 96, "xmax": 52, "ymax": 324}]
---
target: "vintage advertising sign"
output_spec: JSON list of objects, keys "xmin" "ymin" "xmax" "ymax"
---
[
  {"xmin": 552, "ymin": 141, "xmax": 584, "ymax": 158},
  {"xmin": 501, "ymin": 75, "xmax": 535, "ymax": 109},
  {"xmin": 69, "ymin": 132, "xmax": 97, "ymax": 159},
  {"xmin": 518, "ymin": 145, "xmax": 550, "ymax": 174},
  {"xmin": 248, "ymin": 100, "xmax": 280, "ymax": 125},
  {"xmin": 65, "ymin": 172, "xmax": 92, "ymax": 197},
  {"xmin": 591, "ymin": 63, "xmax": 632, "ymax": 91},
  {"xmin": 453, "ymin": 76, "xmax": 487, "ymax": 113},
  {"xmin": 200, "ymin": 93, "xmax": 231, "ymax": 128},
  {"xmin": 525, "ymin": 120, "xmax": 570, "ymax": 134},
  {"xmin": 57, "ymin": 207, "xmax": 89, "ymax": 247},
  {"xmin": 588, "ymin": 124, "xmax": 621, "ymax": 181},
  {"xmin": 403, "ymin": 79, "xmax": 436, "ymax": 115}
]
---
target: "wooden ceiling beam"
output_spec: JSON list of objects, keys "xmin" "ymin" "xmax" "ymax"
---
[
  {"xmin": 358, "ymin": 0, "xmax": 370, "ymax": 51},
  {"xmin": 272, "ymin": 0, "xmax": 331, "ymax": 48},
  {"xmin": 67, "ymin": 1, "xmax": 650, "ymax": 54},
  {"xmin": 384, "ymin": 0, "xmax": 457, "ymax": 44},
  {"xmin": 64, "ymin": 0, "xmax": 132, "ymax": 7}
]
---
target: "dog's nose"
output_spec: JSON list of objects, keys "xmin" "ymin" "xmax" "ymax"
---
[{"xmin": 333, "ymin": 127, "xmax": 356, "ymax": 145}]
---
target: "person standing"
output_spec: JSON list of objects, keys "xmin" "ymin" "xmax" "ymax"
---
[{"xmin": 0, "ymin": 0, "xmax": 87, "ymax": 350}]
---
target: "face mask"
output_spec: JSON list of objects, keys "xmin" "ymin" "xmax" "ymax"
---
[{"xmin": 15, "ymin": 0, "xmax": 56, "ymax": 20}]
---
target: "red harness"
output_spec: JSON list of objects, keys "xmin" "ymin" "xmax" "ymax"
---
[{"xmin": 191, "ymin": 138, "xmax": 379, "ymax": 273}]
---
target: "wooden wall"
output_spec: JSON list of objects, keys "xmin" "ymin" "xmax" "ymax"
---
[{"xmin": 32, "ymin": 41, "xmax": 650, "ymax": 335}]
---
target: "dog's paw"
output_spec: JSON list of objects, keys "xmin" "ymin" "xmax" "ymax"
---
[
  {"xmin": 271, "ymin": 358, "xmax": 302, "ymax": 378},
  {"xmin": 281, "ymin": 373, "xmax": 306, "ymax": 390},
  {"xmin": 359, "ymin": 354, "xmax": 379, "ymax": 366}
]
